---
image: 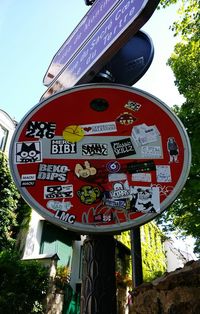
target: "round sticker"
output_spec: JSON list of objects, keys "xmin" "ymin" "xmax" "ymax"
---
[{"xmin": 9, "ymin": 84, "xmax": 191, "ymax": 234}]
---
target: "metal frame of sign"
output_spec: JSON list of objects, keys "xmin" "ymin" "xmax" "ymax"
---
[
  {"xmin": 41, "ymin": 0, "xmax": 160, "ymax": 100},
  {"xmin": 9, "ymin": 84, "xmax": 191, "ymax": 234}
]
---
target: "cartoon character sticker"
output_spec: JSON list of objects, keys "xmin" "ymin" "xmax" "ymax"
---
[
  {"xmin": 15, "ymin": 142, "xmax": 42, "ymax": 163},
  {"xmin": 167, "ymin": 137, "xmax": 179, "ymax": 163},
  {"xmin": 75, "ymin": 161, "xmax": 97, "ymax": 179},
  {"xmin": 110, "ymin": 181, "xmax": 130, "ymax": 199},
  {"xmin": 130, "ymin": 186, "xmax": 160, "ymax": 213},
  {"xmin": 77, "ymin": 185, "xmax": 102, "ymax": 205},
  {"xmin": 116, "ymin": 112, "xmax": 136, "ymax": 125},
  {"xmin": 124, "ymin": 100, "xmax": 141, "ymax": 112}
]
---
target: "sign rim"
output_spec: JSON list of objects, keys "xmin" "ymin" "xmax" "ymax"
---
[{"xmin": 9, "ymin": 84, "xmax": 191, "ymax": 234}]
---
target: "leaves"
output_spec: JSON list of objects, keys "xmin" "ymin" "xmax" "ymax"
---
[
  {"xmin": 157, "ymin": 0, "xmax": 200, "ymax": 255},
  {"xmin": 0, "ymin": 151, "xmax": 31, "ymax": 251},
  {"xmin": 0, "ymin": 250, "xmax": 49, "ymax": 314}
]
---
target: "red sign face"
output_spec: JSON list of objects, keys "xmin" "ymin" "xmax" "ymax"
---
[{"xmin": 10, "ymin": 85, "xmax": 191, "ymax": 234}]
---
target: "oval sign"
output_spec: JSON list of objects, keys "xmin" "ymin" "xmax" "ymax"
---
[{"xmin": 9, "ymin": 84, "xmax": 191, "ymax": 234}]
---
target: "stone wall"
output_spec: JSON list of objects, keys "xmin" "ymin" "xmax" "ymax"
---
[{"xmin": 131, "ymin": 260, "xmax": 200, "ymax": 314}]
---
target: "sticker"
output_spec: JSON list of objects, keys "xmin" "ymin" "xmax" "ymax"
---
[
  {"xmin": 131, "ymin": 173, "xmax": 152, "ymax": 182},
  {"xmin": 62, "ymin": 125, "xmax": 84, "ymax": 143},
  {"xmin": 15, "ymin": 141, "xmax": 42, "ymax": 163},
  {"xmin": 106, "ymin": 161, "xmax": 121, "ymax": 173},
  {"xmin": 130, "ymin": 186, "xmax": 160, "ymax": 213},
  {"xmin": 111, "ymin": 138, "xmax": 136, "ymax": 158},
  {"xmin": 46, "ymin": 200, "xmax": 73, "ymax": 211},
  {"xmin": 54, "ymin": 211, "xmax": 76, "ymax": 224},
  {"xmin": 94, "ymin": 213, "xmax": 114, "ymax": 223},
  {"xmin": 141, "ymin": 146, "xmax": 162, "ymax": 158},
  {"xmin": 116, "ymin": 112, "xmax": 136, "ymax": 125},
  {"xmin": 21, "ymin": 174, "xmax": 36, "ymax": 187},
  {"xmin": 75, "ymin": 161, "xmax": 97, "ymax": 178},
  {"xmin": 37, "ymin": 164, "xmax": 69, "ymax": 182},
  {"xmin": 156, "ymin": 165, "xmax": 172, "ymax": 182},
  {"xmin": 80, "ymin": 121, "xmax": 117, "ymax": 135},
  {"xmin": 110, "ymin": 181, "xmax": 130, "ymax": 199},
  {"xmin": 77, "ymin": 185, "xmax": 102, "ymax": 205},
  {"xmin": 167, "ymin": 137, "xmax": 179, "ymax": 163},
  {"xmin": 82, "ymin": 143, "xmax": 108, "ymax": 156},
  {"xmin": 108, "ymin": 173, "xmax": 127, "ymax": 182},
  {"xmin": 44, "ymin": 184, "xmax": 73, "ymax": 199},
  {"xmin": 127, "ymin": 160, "xmax": 156, "ymax": 173},
  {"xmin": 26, "ymin": 121, "xmax": 56, "ymax": 139},
  {"xmin": 104, "ymin": 198, "xmax": 129, "ymax": 210},
  {"xmin": 132, "ymin": 123, "xmax": 160, "ymax": 146},
  {"xmin": 51, "ymin": 139, "xmax": 76, "ymax": 154},
  {"xmin": 124, "ymin": 100, "xmax": 141, "ymax": 112}
]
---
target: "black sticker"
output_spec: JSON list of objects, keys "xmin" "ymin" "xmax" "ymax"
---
[
  {"xmin": 127, "ymin": 160, "xmax": 156, "ymax": 173},
  {"xmin": 21, "ymin": 181, "xmax": 35, "ymax": 187},
  {"xmin": 54, "ymin": 211, "xmax": 76, "ymax": 224},
  {"xmin": 82, "ymin": 143, "xmax": 108, "ymax": 156},
  {"xmin": 26, "ymin": 121, "xmax": 56, "ymax": 139},
  {"xmin": 16, "ymin": 142, "xmax": 42, "ymax": 163},
  {"xmin": 111, "ymin": 138, "xmax": 136, "ymax": 158}
]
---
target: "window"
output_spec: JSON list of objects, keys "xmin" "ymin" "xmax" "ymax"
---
[
  {"xmin": 0, "ymin": 124, "xmax": 8, "ymax": 152},
  {"xmin": 40, "ymin": 221, "xmax": 73, "ymax": 266}
]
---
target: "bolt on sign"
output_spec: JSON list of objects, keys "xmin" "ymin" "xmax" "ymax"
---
[
  {"xmin": 41, "ymin": 0, "xmax": 160, "ymax": 99},
  {"xmin": 9, "ymin": 84, "xmax": 191, "ymax": 234}
]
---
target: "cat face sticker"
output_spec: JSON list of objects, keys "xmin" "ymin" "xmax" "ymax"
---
[{"xmin": 15, "ymin": 141, "xmax": 42, "ymax": 163}]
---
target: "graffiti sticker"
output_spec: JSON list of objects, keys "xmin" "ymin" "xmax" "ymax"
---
[
  {"xmin": 37, "ymin": 164, "xmax": 69, "ymax": 182},
  {"xmin": 26, "ymin": 121, "xmax": 56, "ymax": 139},
  {"xmin": 111, "ymin": 138, "xmax": 136, "ymax": 158},
  {"xmin": 15, "ymin": 142, "xmax": 42, "ymax": 163},
  {"xmin": 44, "ymin": 184, "xmax": 73, "ymax": 199},
  {"xmin": 82, "ymin": 143, "xmax": 108, "ymax": 156}
]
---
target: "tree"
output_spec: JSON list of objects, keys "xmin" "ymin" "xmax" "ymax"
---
[
  {"xmin": 0, "ymin": 151, "xmax": 31, "ymax": 251},
  {"xmin": 157, "ymin": 0, "xmax": 200, "ymax": 254},
  {"xmin": 0, "ymin": 250, "xmax": 49, "ymax": 314},
  {"xmin": 0, "ymin": 152, "xmax": 20, "ymax": 249}
]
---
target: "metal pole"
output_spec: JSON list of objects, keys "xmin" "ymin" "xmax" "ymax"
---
[
  {"xmin": 130, "ymin": 227, "xmax": 143, "ymax": 288},
  {"xmin": 80, "ymin": 234, "xmax": 117, "ymax": 314}
]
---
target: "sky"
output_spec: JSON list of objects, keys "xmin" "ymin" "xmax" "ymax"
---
[
  {"xmin": 0, "ymin": 0, "xmax": 196, "ymax": 256},
  {"xmin": 0, "ymin": 0, "xmax": 185, "ymax": 123}
]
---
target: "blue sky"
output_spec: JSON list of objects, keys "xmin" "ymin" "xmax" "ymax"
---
[{"xmin": 0, "ymin": 0, "xmax": 184, "ymax": 122}]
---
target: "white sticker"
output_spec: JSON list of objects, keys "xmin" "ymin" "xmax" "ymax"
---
[
  {"xmin": 108, "ymin": 173, "xmax": 127, "ymax": 182},
  {"xmin": 156, "ymin": 165, "xmax": 172, "ymax": 182},
  {"xmin": 141, "ymin": 146, "xmax": 162, "ymax": 158},
  {"xmin": 130, "ymin": 186, "xmax": 160, "ymax": 213},
  {"xmin": 132, "ymin": 123, "xmax": 160, "ymax": 146},
  {"xmin": 132, "ymin": 173, "xmax": 152, "ymax": 182},
  {"xmin": 81, "ymin": 122, "xmax": 117, "ymax": 135}
]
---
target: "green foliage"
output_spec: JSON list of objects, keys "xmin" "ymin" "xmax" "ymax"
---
[
  {"xmin": 0, "ymin": 152, "xmax": 20, "ymax": 249},
  {"xmin": 115, "ymin": 224, "xmax": 167, "ymax": 285},
  {"xmin": 55, "ymin": 265, "xmax": 71, "ymax": 290},
  {"xmin": 0, "ymin": 249, "xmax": 49, "ymax": 314},
  {"xmin": 157, "ymin": 0, "xmax": 200, "ymax": 254},
  {"xmin": 141, "ymin": 223, "xmax": 167, "ymax": 282},
  {"xmin": 0, "ymin": 151, "xmax": 31, "ymax": 252}
]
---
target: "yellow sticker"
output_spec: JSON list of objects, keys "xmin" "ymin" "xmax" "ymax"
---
[{"xmin": 62, "ymin": 125, "xmax": 84, "ymax": 143}]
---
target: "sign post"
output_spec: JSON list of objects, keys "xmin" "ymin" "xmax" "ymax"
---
[{"xmin": 41, "ymin": 0, "xmax": 160, "ymax": 99}]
